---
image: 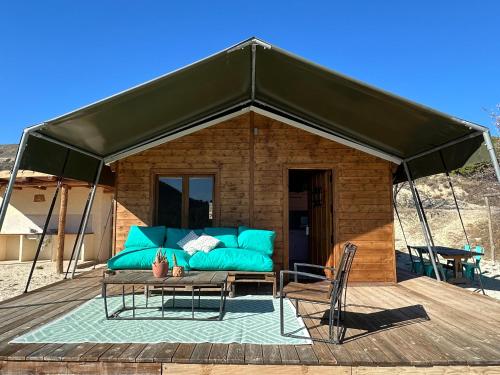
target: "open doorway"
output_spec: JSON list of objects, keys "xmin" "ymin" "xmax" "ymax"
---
[{"xmin": 288, "ymin": 169, "xmax": 334, "ymax": 276}]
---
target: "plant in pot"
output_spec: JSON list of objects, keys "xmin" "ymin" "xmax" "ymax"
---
[
  {"xmin": 172, "ymin": 253, "xmax": 185, "ymax": 277},
  {"xmin": 152, "ymin": 249, "xmax": 169, "ymax": 278}
]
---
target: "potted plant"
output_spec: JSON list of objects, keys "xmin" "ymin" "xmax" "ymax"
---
[
  {"xmin": 152, "ymin": 249, "xmax": 169, "ymax": 278},
  {"xmin": 172, "ymin": 253, "xmax": 185, "ymax": 277}
]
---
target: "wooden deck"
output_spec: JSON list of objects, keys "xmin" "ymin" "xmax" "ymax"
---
[{"xmin": 0, "ymin": 269, "xmax": 500, "ymax": 374}]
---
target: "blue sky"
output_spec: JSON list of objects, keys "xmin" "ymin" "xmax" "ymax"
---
[{"xmin": 1, "ymin": 1, "xmax": 499, "ymax": 143}]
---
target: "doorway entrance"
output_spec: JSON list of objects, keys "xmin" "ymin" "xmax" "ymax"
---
[{"xmin": 288, "ymin": 169, "xmax": 334, "ymax": 275}]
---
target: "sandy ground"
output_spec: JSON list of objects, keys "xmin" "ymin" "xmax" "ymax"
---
[
  {"xmin": 394, "ymin": 202, "xmax": 500, "ymax": 300},
  {"xmin": 0, "ymin": 261, "xmax": 103, "ymax": 302}
]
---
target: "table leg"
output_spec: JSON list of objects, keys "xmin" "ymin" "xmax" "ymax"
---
[
  {"xmin": 132, "ymin": 285, "xmax": 135, "ymax": 319},
  {"xmin": 455, "ymin": 258, "xmax": 463, "ymax": 278},
  {"xmin": 218, "ymin": 282, "xmax": 225, "ymax": 321},
  {"xmin": 191, "ymin": 287, "xmax": 195, "ymax": 319},
  {"xmin": 122, "ymin": 285, "xmax": 125, "ymax": 309},
  {"xmin": 102, "ymin": 283, "xmax": 109, "ymax": 319},
  {"xmin": 161, "ymin": 286, "xmax": 164, "ymax": 318}
]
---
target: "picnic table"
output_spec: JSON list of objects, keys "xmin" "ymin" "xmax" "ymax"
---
[{"xmin": 409, "ymin": 245, "xmax": 482, "ymax": 280}]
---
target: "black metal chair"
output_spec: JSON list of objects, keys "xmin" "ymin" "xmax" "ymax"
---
[{"xmin": 279, "ymin": 242, "xmax": 357, "ymax": 344}]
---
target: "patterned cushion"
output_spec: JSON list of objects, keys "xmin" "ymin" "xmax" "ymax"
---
[
  {"xmin": 183, "ymin": 235, "xmax": 221, "ymax": 255},
  {"xmin": 177, "ymin": 231, "xmax": 199, "ymax": 255}
]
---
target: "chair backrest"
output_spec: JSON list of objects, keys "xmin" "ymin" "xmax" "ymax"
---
[
  {"xmin": 474, "ymin": 245, "xmax": 484, "ymax": 264},
  {"xmin": 407, "ymin": 245, "xmax": 423, "ymax": 264},
  {"xmin": 465, "ymin": 244, "xmax": 483, "ymax": 264},
  {"xmin": 329, "ymin": 242, "xmax": 357, "ymax": 303}
]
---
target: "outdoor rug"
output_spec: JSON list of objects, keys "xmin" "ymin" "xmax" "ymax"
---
[{"xmin": 11, "ymin": 295, "xmax": 311, "ymax": 345}]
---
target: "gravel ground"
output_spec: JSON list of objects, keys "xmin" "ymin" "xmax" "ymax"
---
[
  {"xmin": 396, "ymin": 250, "xmax": 500, "ymax": 300},
  {"xmin": 0, "ymin": 261, "xmax": 103, "ymax": 302}
]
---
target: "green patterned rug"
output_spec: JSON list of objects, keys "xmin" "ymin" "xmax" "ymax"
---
[{"xmin": 12, "ymin": 295, "xmax": 311, "ymax": 345}]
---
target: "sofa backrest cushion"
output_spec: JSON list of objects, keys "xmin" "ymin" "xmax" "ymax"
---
[
  {"xmin": 203, "ymin": 227, "xmax": 238, "ymax": 248},
  {"xmin": 237, "ymin": 226, "xmax": 276, "ymax": 256},
  {"xmin": 124, "ymin": 226, "xmax": 166, "ymax": 249},
  {"xmin": 108, "ymin": 247, "xmax": 191, "ymax": 270},
  {"xmin": 165, "ymin": 228, "xmax": 203, "ymax": 249}
]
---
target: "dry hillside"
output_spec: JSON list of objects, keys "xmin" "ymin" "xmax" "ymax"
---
[{"xmin": 394, "ymin": 138, "xmax": 500, "ymax": 261}]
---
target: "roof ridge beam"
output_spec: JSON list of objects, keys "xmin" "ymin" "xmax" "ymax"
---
[{"xmin": 227, "ymin": 37, "xmax": 271, "ymax": 53}]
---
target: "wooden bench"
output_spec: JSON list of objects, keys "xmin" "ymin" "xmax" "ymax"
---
[{"xmin": 227, "ymin": 271, "xmax": 276, "ymax": 298}]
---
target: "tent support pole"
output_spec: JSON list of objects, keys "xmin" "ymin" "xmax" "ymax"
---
[
  {"xmin": 439, "ymin": 151, "xmax": 470, "ymax": 247},
  {"xmin": 0, "ymin": 131, "xmax": 29, "ymax": 230},
  {"xmin": 64, "ymin": 193, "xmax": 90, "ymax": 279},
  {"xmin": 24, "ymin": 181, "xmax": 61, "ymax": 293},
  {"xmin": 251, "ymin": 43, "xmax": 256, "ymax": 101},
  {"xmin": 70, "ymin": 160, "xmax": 104, "ymax": 278},
  {"xmin": 483, "ymin": 131, "xmax": 500, "ymax": 183},
  {"xmin": 403, "ymin": 162, "xmax": 442, "ymax": 281}
]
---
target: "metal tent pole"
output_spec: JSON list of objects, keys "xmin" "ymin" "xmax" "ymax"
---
[
  {"xmin": 483, "ymin": 131, "xmax": 500, "ymax": 183},
  {"xmin": 403, "ymin": 161, "xmax": 442, "ymax": 281},
  {"xmin": 393, "ymin": 200, "xmax": 409, "ymax": 248},
  {"xmin": 64, "ymin": 195, "xmax": 90, "ymax": 279},
  {"xmin": 93, "ymin": 194, "xmax": 114, "ymax": 269},
  {"xmin": 25, "ymin": 149, "xmax": 70, "ymax": 292},
  {"xmin": 414, "ymin": 186, "xmax": 435, "ymax": 247},
  {"xmin": 24, "ymin": 180, "xmax": 62, "ymax": 293},
  {"xmin": 71, "ymin": 160, "xmax": 104, "ymax": 278},
  {"xmin": 439, "ymin": 151, "xmax": 470, "ymax": 247},
  {"xmin": 0, "ymin": 131, "xmax": 29, "ymax": 230}
]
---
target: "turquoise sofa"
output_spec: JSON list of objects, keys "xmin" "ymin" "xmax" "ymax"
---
[{"xmin": 107, "ymin": 226, "xmax": 275, "ymax": 272}]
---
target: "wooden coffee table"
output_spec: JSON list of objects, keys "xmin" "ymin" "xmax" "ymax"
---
[{"xmin": 102, "ymin": 270, "xmax": 228, "ymax": 321}]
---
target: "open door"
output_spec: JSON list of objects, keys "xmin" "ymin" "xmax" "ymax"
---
[{"xmin": 288, "ymin": 169, "xmax": 334, "ymax": 277}]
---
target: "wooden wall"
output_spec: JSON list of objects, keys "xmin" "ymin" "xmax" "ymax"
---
[{"xmin": 114, "ymin": 111, "xmax": 396, "ymax": 282}]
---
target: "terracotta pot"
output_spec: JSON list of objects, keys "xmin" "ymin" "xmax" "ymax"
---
[
  {"xmin": 172, "ymin": 266, "xmax": 185, "ymax": 277},
  {"xmin": 152, "ymin": 261, "xmax": 169, "ymax": 278}
]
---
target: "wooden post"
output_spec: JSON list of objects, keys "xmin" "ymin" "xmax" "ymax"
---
[
  {"xmin": 485, "ymin": 196, "xmax": 496, "ymax": 263},
  {"xmin": 56, "ymin": 184, "xmax": 68, "ymax": 274}
]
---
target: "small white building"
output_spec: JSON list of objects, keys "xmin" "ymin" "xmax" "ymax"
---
[{"xmin": 0, "ymin": 167, "xmax": 114, "ymax": 264}]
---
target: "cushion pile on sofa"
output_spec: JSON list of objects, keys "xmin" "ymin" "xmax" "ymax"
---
[{"xmin": 107, "ymin": 226, "xmax": 275, "ymax": 272}]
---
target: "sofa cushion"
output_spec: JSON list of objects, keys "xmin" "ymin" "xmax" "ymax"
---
[
  {"xmin": 189, "ymin": 248, "xmax": 273, "ymax": 272},
  {"xmin": 107, "ymin": 247, "xmax": 191, "ymax": 270},
  {"xmin": 124, "ymin": 226, "xmax": 166, "ymax": 249},
  {"xmin": 203, "ymin": 227, "xmax": 238, "ymax": 248},
  {"xmin": 177, "ymin": 230, "xmax": 200, "ymax": 254},
  {"xmin": 237, "ymin": 226, "xmax": 276, "ymax": 256},
  {"xmin": 183, "ymin": 235, "xmax": 221, "ymax": 255},
  {"xmin": 165, "ymin": 228, "xmax": 203, "ymax": 249}
]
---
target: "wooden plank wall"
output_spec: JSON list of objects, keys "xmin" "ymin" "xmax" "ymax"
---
[{"xmin": 114, "ymin": 112, "xmax": 396, "ymax": 282}]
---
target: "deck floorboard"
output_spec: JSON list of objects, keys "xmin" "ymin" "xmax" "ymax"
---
[{"xmin": 0, "ymin": 268, "xmax": 499, "ymax": 371}]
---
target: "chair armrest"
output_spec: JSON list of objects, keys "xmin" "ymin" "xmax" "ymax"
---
[
  {"xmin": 293, "ymin": 263, "xmax": 335, "ymax": 282},
  {"xmin": 294, "ymin": 263, "xmax": 335, "ymax": 272},
  {"xmin": 280, "ymin": 269, "xmax": 328, "ymax": 281},
  {"xmin": 279, "ymin": 270, "xmax": 328, "ymax": 293}
]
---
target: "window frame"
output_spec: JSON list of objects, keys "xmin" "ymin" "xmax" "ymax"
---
[{"xmin": 151, "ymin": 169, "xmax": 219, "ymax": 228}]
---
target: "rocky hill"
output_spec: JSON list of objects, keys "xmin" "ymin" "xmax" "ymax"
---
[
  {"xmin": 394, "ymin": 137, "xmax": 500, "ymax": 260},
  {"xmin": 0, "ymin": 144, "xmax": 17, "ymax": 171}
]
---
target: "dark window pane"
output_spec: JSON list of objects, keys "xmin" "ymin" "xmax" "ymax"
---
[
  {"xmin": 157, "ymin": 177, "xmax": 182, "ymax": 227},
  {"xmin": 188, "ymin": 177, "xmax": 214, "ymax": 228}
]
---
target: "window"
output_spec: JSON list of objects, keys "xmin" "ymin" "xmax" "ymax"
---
[{"xmin": 156, "ymin": 175, "xmax": 214, "ymax": 228}]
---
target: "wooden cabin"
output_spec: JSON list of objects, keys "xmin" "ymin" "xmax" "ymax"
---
[
  {"xmin": 2, "ymin": 38, "xmax": 493, "ymax": 285},
  {"xmin": 113, "ymin": 111, "xmax": 396, "ymax": 282}
]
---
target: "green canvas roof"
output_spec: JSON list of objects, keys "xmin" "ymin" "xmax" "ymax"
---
[{"xmin": 18, "ymin": 37, "xmax": 491, "ymax": 185}]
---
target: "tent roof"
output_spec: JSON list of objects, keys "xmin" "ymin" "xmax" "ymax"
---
[{"xmin": 19, "ymin": 37, "xmax": 489, "ymax": 184}]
